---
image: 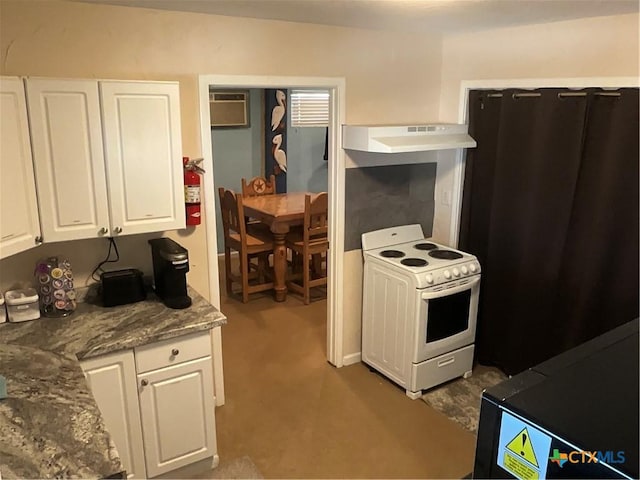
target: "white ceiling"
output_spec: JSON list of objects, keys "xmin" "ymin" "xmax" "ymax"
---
[{"xmin": 76, "ymin": 0, "xmax": 639, "ymax": 33}]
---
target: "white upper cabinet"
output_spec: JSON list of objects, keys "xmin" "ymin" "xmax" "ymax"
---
[
  {"xmin": 26, "ymin": 78, "xmax": 111, "ymax": 242},
  {"xmin": 0, "ymin": 77, "xmax": 41, "ymax": 259},
  {"xmin": 100, "ymin": 81, "xmax": 185, "ymax": 236},
  {"xmin": 23, "ymin": 77, "xmax": 185, "ymax": 244}
]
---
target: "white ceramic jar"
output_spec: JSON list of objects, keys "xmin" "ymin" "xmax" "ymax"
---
[{"xmin": 5, "ymin": 288, "xmax": 40, "ymax": 322}]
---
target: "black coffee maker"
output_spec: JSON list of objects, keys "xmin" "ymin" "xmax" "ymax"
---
[{"xmin": 148, "ymin": 238, "xmax": 192, "ymax": 309}]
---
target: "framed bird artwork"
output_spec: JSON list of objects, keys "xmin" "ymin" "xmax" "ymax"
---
[{"xmin": 265, "ymin": 88, "xmax": 288, "ymax": 192}]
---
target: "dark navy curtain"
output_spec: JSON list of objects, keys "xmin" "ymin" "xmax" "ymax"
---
[{"xmin": 459, "ymin": 88, "xmax": 639, "ymax": 375}]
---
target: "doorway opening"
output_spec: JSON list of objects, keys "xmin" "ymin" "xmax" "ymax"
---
[{"xmin": 198, "ymin": 74, "xmax": 346, "ymax": 377}]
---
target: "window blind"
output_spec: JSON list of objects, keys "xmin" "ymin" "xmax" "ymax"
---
[{"xmin": 290, "ymin": 90, "xmax": 329, "ymax": 127}]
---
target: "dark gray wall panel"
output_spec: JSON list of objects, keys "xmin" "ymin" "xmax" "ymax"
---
[{"xmin": 344, "ymin": 163, "xmax": 436, "ymax": 251}]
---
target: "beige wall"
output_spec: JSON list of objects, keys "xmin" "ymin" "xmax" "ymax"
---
[
  {"xmin": 439, "ymin": 12, "xmax": 639, "ymax": 121},
  {"xmin": 431, "ymin": 12, "xmax": 640, "ymax": 249},
  {"xmin": 0, "ymin": 0, "xmax": 443, "ymax": 357},
  {"xmin": 5, "ymin": 1, "xmax": 635, "ymax": 360}
]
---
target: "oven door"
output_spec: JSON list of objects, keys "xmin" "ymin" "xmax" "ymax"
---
[{"xmin": 413, "ymin": 276, "xmax": 480, "ymax": 363}]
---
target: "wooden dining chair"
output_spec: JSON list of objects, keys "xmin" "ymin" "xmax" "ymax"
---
[
  {"xmin": 285, "ymin": 192, "xmax": 329, "ymax": 304},
  {"xmin": 218, "ymin": 187, "xmax": 274, "ymax": 303},
  {"xmin": 241, "ymin": 175, "xmax": 276, "ymax": 197},
  {"xmin": 241, "ymin": 175, "xmax": 276, "ymax": 225}
]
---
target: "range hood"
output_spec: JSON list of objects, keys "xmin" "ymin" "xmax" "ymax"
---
[{"xmin": 342, "ymin": 124, "xmax": 476, "ymax": 154}]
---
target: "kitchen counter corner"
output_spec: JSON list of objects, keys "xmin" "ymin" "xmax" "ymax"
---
[
  {"xmin": 0, "ymin": 345, "xmax": 123, "ymax": 479},
  {"xmin": 0, "ymin": 286, "xmax": 226, "ymax": 360},
  {"xmin": 0, "ymin": 286, "xmax": 226, "ymax": 479}
]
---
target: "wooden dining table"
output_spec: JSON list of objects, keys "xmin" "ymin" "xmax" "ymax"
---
[{"xmin": 242, "ymin": 192, "xmax": 319, "ymax": 302}]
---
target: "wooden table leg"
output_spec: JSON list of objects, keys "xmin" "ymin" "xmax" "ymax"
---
[{"xmin": 272, "ymin": 231, "xmax": 288, "ymax": 302}]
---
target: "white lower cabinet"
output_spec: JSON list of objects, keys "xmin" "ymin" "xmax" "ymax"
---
[
  {"xmin": 81, "ymin": 331, "xmax": 217, "ymax": 478},
  {"xmin": 81, "ymin": 350, "xmax": 147, "ymax": 479},
  {"xmin": 138, "ymin": 357, "xmax": 216, "ymax": 477}
]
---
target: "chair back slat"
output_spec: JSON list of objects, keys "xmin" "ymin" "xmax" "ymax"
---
[
  {"xmin": 304, "ymin": 192, "xmax": 329, "ymax": 243},
  {"xmin": 218, "ymin": 187, "xmax": 230, "ymax": 239},
  {"xmin": 242, "ymin": 175, "xmax": 276, "ymax": 197},
  {"xmin": 218, "ymin": 187, "xmax": 246, "ymax": 241}
]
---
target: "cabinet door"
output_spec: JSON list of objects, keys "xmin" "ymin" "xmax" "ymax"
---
[
  {"xmin": 138, "ymin": 356, "xmax": 216, "ymax": 477},
  {"xmin": 81, "ymin": 350, "xmax": 147, "ymax": 480},
  {"xmin": 0, "ymin": 77, "xmax": 41, "ymax": 259},
  {"xmin": 26, "ymin": 78, "xmax": 110, "ymax": 242},
  {"xmin": 100, "ymin": 81, "xmax": 185, "ymax": 236}
]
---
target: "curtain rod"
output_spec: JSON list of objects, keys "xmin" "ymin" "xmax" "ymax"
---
[
  {"xmin": 512, "ymin": 93, "xmax": 541, "ymax": 99},
  {"xmin": 595, "ymin": 92, "xmax": 622, "ymax": 97},
  {"xmin": 558, "ymin": 92, "xmax": 622, "ymax": 98},
  {"xmin": 484, "ymin": 91, "xmax": 623, "ymax": 100},
  {"xmin": 558, "ymin": 92, "xmax": 586, "ymax": 98}
]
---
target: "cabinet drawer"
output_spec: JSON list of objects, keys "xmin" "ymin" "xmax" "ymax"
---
[{"xmin": 135, "ymin": 331, "xmax": 211, "ymax": 373}]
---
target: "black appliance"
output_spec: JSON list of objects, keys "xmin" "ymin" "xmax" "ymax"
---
[
  {"xmin": 148, "ymin": 238, "xmax": 192, "ymax": 309},
  {"xmin": 473, "ymin": 318, "xmax": 638, "ymax": 479},
  {"xmin": 100, "ymin": 269, "xmax": 146, "ymax": 307}
]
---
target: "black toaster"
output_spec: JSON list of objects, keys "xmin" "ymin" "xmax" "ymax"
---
[{"xmin": 100, "ymin": 269, "xmax": 147, "ymax": 307}]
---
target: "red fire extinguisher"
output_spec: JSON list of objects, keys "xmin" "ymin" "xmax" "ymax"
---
[{"xmin": 183, "ymin": 156, "xmax": 205, "ymax": 226}]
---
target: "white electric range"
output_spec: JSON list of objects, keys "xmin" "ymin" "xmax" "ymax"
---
[{"xmin": 361, "ymin": 224, "xmax": 481, "ymax": 399}]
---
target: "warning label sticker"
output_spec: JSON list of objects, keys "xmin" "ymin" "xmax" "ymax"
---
[
  {"xmin": 504, "ymin": 451, "xmax": 539, "ymax": 480},
  {"xmin": 506, "ymin": 427, "xmax": 539, "ymax": 467},
  {"xmin": 497, "ymin": 410, "xmax": 552, "ymax": 480}
]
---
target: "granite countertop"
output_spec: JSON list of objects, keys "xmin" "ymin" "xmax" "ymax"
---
[{"xmin": 0, "ymin": 286, "xmax": 226, "ymax": 479}]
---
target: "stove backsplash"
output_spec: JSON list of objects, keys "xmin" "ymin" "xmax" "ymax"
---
[{"xmin": 344, "ymin": 163, "xmax": 436, "ymax": 251}]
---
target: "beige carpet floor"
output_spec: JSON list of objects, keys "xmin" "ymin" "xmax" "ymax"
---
[
  {"xmin": 206, "ymin": 255, "xmax": 476, "ymax": 478},
  {"xmin": 421, "ymin": 366, "xmax": 508, "ymax": 433}
]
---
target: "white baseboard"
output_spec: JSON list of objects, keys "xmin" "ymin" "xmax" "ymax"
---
[{"xmin": 342, "ymin": 352, "xmax": 361, "ymax": 366}]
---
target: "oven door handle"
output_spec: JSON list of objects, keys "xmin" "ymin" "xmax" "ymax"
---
[{"xmin": 420, "ymin": 276, "xmax": 480, "ymax": 300}]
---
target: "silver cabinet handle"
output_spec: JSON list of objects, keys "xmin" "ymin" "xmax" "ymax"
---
[
  {"xmin": 141, "ymin": 379, "xmax": 149, "ymax": 387},
  {"xmin": 99, "ymin": 227, "xmax": 108, "ymax": 235},
  {"xmin": 35, "ymin": 236, "xmax": 43, "ymax": 245},
  {"xmin": 113, "ymin": 227, "xmax": 123, "ymax": 234},
  {"xmin": 171, "ymin": 348, "xmax": 179, "ymax": 356}
]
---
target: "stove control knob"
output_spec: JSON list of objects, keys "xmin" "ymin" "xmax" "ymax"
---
[
  {"xmin": 461, "ymin": 266, "xmax": 468, "ymax": 275},
  {"xmin": 425, "ymin": 274, "xmax": 434, "ymax": 284},
  {"xmin": 469, "ymin": 263, "xmax": 478, "ymax": 273},
  {"xmin": 453, "ymin": 268, "xmax": 460, "ymax": 277},
  {"xmin": 444, "ymin": 270, "xmax": 451, "ymax": 279}
]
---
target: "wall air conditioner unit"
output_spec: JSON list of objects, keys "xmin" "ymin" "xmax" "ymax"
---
[
  {"xmin": 342, "ymin": 124, "xmax": 476, "ymax": 153},
  {"xmin": 209, "ymin": 90, "xmax": 249, "ymax": 128}
]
